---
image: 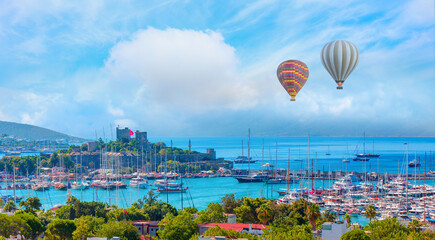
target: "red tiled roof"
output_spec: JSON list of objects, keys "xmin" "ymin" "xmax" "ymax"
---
[{"xmin": 199, "ymin": 223, "xmax": 267, "ymax": 232}]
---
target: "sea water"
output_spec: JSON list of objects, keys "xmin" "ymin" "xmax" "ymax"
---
[{"xmin": 1, "ymin": 137, "xmax": 435, "ymax": 224}]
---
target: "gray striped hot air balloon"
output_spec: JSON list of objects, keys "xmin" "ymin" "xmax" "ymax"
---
[{"xmin": 321, "ymin": 40, "xmax": 359, "ymax": 89}]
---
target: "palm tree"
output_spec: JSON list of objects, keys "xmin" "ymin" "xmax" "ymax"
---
[
  {"xmin": 408, "ymin": 219, "xmax": 420, "ymax": 232},
  {"xmin": 3, "ymin": 200, "xmax": 16, "ymax": 212},
  {"xmin": 256, "ymin": 203, "xmax": 273, "ymax": 224},
  {"xmin": 343, "ymin": 214, "xmax": 352, "ymax": 227},
  {"xmin": 365, "ymin": 205, "xmax": 376, "ymax": 221},
  {"xmin": 305, "ymin": 203, "xmax": 321, "ymax": 231}
]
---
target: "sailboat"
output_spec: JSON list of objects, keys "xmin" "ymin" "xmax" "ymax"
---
[
  {"xmin": 355, "ymin": 134, "xmax": 380, "ymax": 158},
  {"xmin": 343, "ymin": 143, "xmax": 350, "ymax": 162},
  {"xmin": 155, "ymin": 151, "xmax": 188, "ymax": 193},
  {"xmin": 408, "ymin": 152, "xmax": 420, "ymax": 167},
  {"xmin": 234, "ymin": 129, "xmax": 267, "ymax": 183},
  {"xmin": 71, "ymin": 151, "xmax": 89, "ymax": 190},
  {"xmin": 325, "ymin": 145, "xmax": 331, "ymax": 156},
  {"xmin": 353, "ymin": 133, "xmax": 370, "ymax": 161},
  {"xmin": 234, "ymin": 140, "xmax": 257, "ymax": 164},
  {"xmin": 32, "ymin": 156, "xmax": 50, "ymax": 191}
]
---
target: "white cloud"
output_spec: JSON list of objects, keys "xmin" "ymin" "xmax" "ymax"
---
[
  {"xmin": 107, "ymin": 104, "xmax": 124, "ymax": 117},
  {"xmin": 104, "ymin": 28, "xmax": 259, "ymax": 113}
]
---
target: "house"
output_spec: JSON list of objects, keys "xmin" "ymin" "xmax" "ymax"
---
[
  {"xmin": 321, "ymin": 221, "xmax": 351, "ymax": 240},
  {"xmin": 197, "ymin": 223, "xmax": 267, "ymax": 236},
  {"xmin": 132, "ymin": 221, "xmax": 160, "ymax": 237}
]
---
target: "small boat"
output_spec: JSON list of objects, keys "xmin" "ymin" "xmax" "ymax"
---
[
  {"xmin": 122, "ymin": 174, "xmax": 133, "ymax": 179},
  {"xmin": 156, "ymin": 187, "xmax": 189, "ymax": 193},
  {"xmin": 53, "ymin": 182, "xmax": 67, "ymax": 190},
  {"xmin": 71, "ymin": 181, "xmax": 89, "ymax": 190},
  {"xmin": 343, "ymin": 159, "xmax": 350, "ymax": 162},
  {"xmin": 235, "ymin": 173, "xmax": 268, "ymax": 183},
  {"xmin": 408, "ymin": 159, "xmax": 421, "ymax": 168},
  {"xmin": 325, "ymin": 146, "xmax": 331, "ymax": 156},
  {"xmin": 32, "ymin": 183, "xmax": 50, "ymax": 191},
  {"xmin": 355, "ymin": 153, "xmax": 380, "ymax": 158},
  {"xmin": 129, "ymin": 177, "xmax": 148, "ymax": 189},
  {"xmin": 266, "ymin": 177, "xmax": 286, "ymax": 184},
  {"xmin": 114, "ymin": 181, "xmax": 127, "ymax": 189},
  {"xmin": 352, "ymin": 157, "xmax": 369, "ymax": 161},
  {"xmin": 154, "ymin": 179, "xmax": 182, "ymax": 188}
]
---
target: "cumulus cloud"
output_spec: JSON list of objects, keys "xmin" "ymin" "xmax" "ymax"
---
[{"xmin": 104, "ymin": 28, "xmax": 258, "ymax": 113}]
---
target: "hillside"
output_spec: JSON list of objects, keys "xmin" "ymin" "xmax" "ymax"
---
[{"xmin": 0, "ymin": 120, "xmax": 86, "ymax": 142}]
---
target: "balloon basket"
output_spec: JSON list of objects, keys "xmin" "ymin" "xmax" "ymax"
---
[
  {"xmin": 337, "ymin": 86, "xmax": 343, "ymax": 90},
  {"xmin": 290, "ymin": 99, "xmax": 296, "ymax": 101}
]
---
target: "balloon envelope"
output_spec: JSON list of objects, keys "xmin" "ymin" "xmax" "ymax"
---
[
  {"xmin": 277, "ymin": 60, "xmax": 309, "ymax": 101},
  {"xmin": 321, "ymin": 40, "xmax": 359, "ymax": 89}
]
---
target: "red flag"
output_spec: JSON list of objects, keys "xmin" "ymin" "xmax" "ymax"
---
[{"xmin": 130, "ymin": 130, "xmax": 134, "ymax": 136}]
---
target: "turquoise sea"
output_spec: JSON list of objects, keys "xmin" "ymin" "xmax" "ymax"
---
[{"xmin": 1, "ymin": 137, "xmax": 435, "ymax": 226}]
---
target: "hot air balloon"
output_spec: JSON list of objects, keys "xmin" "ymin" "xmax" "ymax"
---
[
  {"xmin": 277, "ymin": 60, "xmax": 309, "ymax": 101},
  {"xmin": 321, "ymin": 40, "xmax": 359, "ymax": 89}
]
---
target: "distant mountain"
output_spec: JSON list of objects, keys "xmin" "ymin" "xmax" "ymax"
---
[{"xmin": 0, "ymin": 121, "xmax": 86, "ymax": 142}]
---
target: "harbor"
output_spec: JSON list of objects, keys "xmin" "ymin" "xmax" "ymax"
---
[{"xmin": 1, "ymin": 135, "xmax": 435, "ymax": 227}]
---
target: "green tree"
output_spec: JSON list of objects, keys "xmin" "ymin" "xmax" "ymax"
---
[
  {"xmin": 0, "ymin": 198, "xmax": 3, "ymax": 208},
  {"xmin": 72, "ymin": 218, "xmax": 91, "ymax": 240},
  {"xmin": 407, "ymin": 219, "xmax": 420, "ymax": 232},
  {"xmin": 15, "ymin": 211, "xmax": 44, "ymax": 239},
  {"xmin": 136, "ymin": 190, "xmax": 159, "ymax": 208},
  {"xmin": 365, "ymin": 204, "xmax": 376, "ymax": 221},
  {"xmin": 141, "ymin": 200, "xmax": 177, "ymax": 221},
  {"xmin": 262, "ymin": 224, "xmax": 314, "ymax": 240},
  {"xmin": 72, "ymin": 215, "xmax": 105, "ymax": 240},
  {"xmin": 234, "ymin": 197, "xmax": 267, "ymax": 223},
  {"xmin": 340, "ymin": 228, "xmax": 370, "ymax": 240},
  {"xmin": 365, "ymin": 218, "xmax": 409, "ymax": 240},
  {"xmin": 95, "ymin": 221, "xmax": 139, "ymax": 240},
  {"xmin": 256, "ymin": 203, "xmax": 273, "ymax": 224},
  {"xmin": 158, "ymin": 212, "xmax": 196, "ymax": 240},
  {"xmin": 39, "ymin": 210, "xmax": 55, "ymax": 228},
  {"xmin": 196, "ymin": 202, "xmax": 226, "ymax": 223},
  {"xmin": 0, "ymin": 214, "xmax": 31, "ymax": 239},
  {"xmin": 305, "ymin": 203, "xmax": 321, "ymax": 231},
  {"xmin": 202, "ymin": 226, "xmax": 259, "ymax": 240},
  {"xmin": 343, "ymin": 214, "xmax": 352, "ymax": 227},
  {"xmin": 107, "ymin": 206, "xmax": 149, "ymax": 221},
  {"xmin": 3, "ymin": 200, "xmax": 16, "ymax": 212},
  {"xmin": 323, "ymin": 210, "xmax": 337, "ymax": 222},
  {"xmin": 45, "ymin": 219, "xmax": 76, "ymax": 240},
  {"xmin": 220, "ymin": 194, "xmax": 242, "ymax": 214},
  {"xmin": 19, "ymin": 196, "xmax": 42, "ymax": 213}
]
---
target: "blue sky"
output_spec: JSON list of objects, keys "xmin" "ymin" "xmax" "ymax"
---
[{"xmin": 0, "ymin": 0, "xmax": 434, "ymax": 138}]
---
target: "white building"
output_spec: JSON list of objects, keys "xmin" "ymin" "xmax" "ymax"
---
[{"xmin": 321, "ymin": 221, "xmax": 351, "ymax": 240}]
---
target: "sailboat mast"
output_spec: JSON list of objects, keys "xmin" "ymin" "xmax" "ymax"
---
[
  {"xmin": 248, "ymin": 129, "xmax": 250, "ymax": 173},
  {"xmin": 307, "ymin": 135, "xmax": 310, "ymax": 190},
  {"xmin": 405, "ymin": 142, "xmax": 409, "ymax": 211},
  {"xmin": 242, "ymin": 140, "xmax": 244, "ymax": 157},
  {"xmin": 424, "ymin": 152, "xmax": 427, "ymax": 222},
  {"xmin": 262, "ymin": 139, "xmax": 264, "ymax": 167},
  {"xmin": 275, "ymin": 142, "xmax": 278, "ymax": 178},
  {"xmin": 165, "ymin": 147, "xmax": 168, "ymax": 203},
  {"xmin": 315, "ymin": 152, "xmax": 317, "ymax": 191},
  {"xmin": 287, "ymin": 148, "xmax": 290, "ymax": 190},
  {"xmin": 363, "ymin": 132, "xmax": 365, "ymax": 155}
]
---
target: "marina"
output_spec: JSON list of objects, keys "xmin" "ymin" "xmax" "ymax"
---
[{"xmin": 1, "ymin": 136, "xmax": 434, "ymax": 227}]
